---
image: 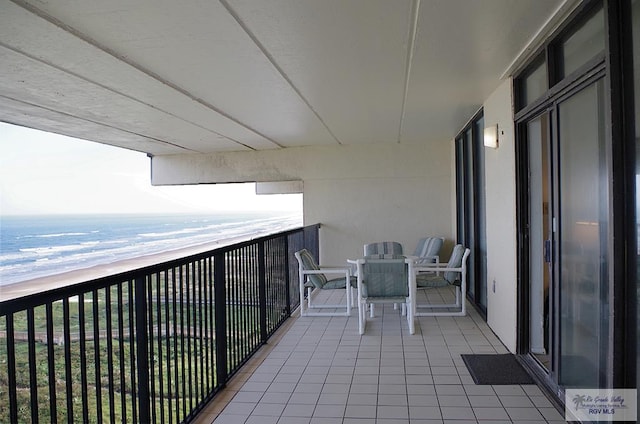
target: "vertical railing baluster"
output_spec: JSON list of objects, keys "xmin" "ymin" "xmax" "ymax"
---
[
  {"xmin": 78, "ymin": 293, "xmax": 89, "ymax": 423},
  {"xmin": 248, "ymin": 246, "xmax": 253, "ymax": 350},
  {"xmin": 104, "ymin": 288, "xmax": 115, "ymax": 422},
  {"xmin": 237, "ymin": 249, "xmax": 242, "ymax": 365},
  {"xmin": 179, "ymin": 264, "xmax": 186, "ymax": 420},
  {"xmin": 266, "ymin": 240, "xmax": 278, "ymax": 332},
  {"xmin": 284, "ymin": 235, "xmax": 291, "ymax": 317},
  {"xmin": 198, "ymin": 259, "xmax": 205, "ymax": 402},
  {"xmin": 214, "ymin": 252, "xmax": 227, "ymax": 386},
  {"xmin": 92, "ymin": 290, "xmax": 102, "ymax": 424},
  {"xmin": 62, "ymin": 299, "xmax": 73, "ymax": 423},
  {"xmin": 226, "ymin": 252, "xmax": 234, "ymax": 371},
  {"xmin": 269, "ymin": 239, "xmax": 275, "ymax": 332},
  {"xmin": 258, "ymin": 241, "xmax": 267, "ymax": 343},
  {"xmin": 203, "ymin": 257, "xmax": 210, "ymax": 395},
  {"xmin": 239, "ymin": 247, "xmax": 246, "ymax": 358},
  {"xmin": 186, "ymin": 261, "xmax": 193, "ymax": 413},
  {"xmin": 147, "ymin": 274, "xmax": 156, "ymax": 424},
  {"xmin": 255, "ymin": 244, "xmax": 260, "ymax": 346},
  {"xmin": 156, "ymin": 271, "xmax": 165, "ymax": 424},
  {"xmin": 237, "ymin": 249, "xmax": 242, "ymax": 364},
  {"xmin": 208, "ymin": 256, "xmax": 216, "ymax": 390},
  {"xmin": 251, "ymin": 245, "xmax": 257, "ymax": 346},
  {"xmin": 226, "ymin": 252, "xmax": 233, "ymax": 370},
  {"xmin": 6, "ymin": 314, "xmax": 18, "ymax": 424},
  {"xmin": 171, "ymin": 267, "xmax": 180, "ymax": 423},
  {"xmin": 45, "ymin": 303, "xmax": 57, "ymax": 423},
  {"xmin": 164, "ymin": 268, "xmax": 173, "ymax": 424},
  {"xmin": 26, "ymin": 308, "xmax": 38, "ymax": 424},
  {"xmin": 191, "ymin": 260, "xmax": 198, "ymax": 406},
  {"xmin": 128, "ymin": 279, "xmax": 137, "ymax": 423},
  {"xmin": 235, "ymin": 249, "xmax": 239, "ymax": 366},
  {"xmin": 134, "ymin": 275, "xmax": 151, "ymax": 424},
  {"xmin": 116, "ymin": 284, "xmax": 127, "ymax": 422}
]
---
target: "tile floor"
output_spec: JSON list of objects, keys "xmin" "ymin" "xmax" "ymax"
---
[{"xmin": 194, "ymin": 287, "xmax": 566, "ymax": 424}]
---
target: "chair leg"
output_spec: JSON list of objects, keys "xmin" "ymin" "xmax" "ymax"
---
[
  {"xmin": 299, "ymin": 277, "xmax": 306, "ymax": 317},
  {"xmin": 351, "ymin": 287, "xmax": 356, "ymax": 307},
  {"xmin": 407, "ymin": 300, "xmax": 414, "ymax": 335},
  {"xmin": 358, "ymin": 300, "xmax": 365, "ymax": 335}
]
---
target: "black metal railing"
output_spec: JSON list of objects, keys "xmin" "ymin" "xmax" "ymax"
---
[{"xmin": 0, "ymin": 224, "xmax": 320, "ymax": 423}]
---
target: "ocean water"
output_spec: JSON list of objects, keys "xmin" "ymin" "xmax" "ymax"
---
[{"xmin": 0, "ymin": 212, "xmax": 302, "ymax": 286}]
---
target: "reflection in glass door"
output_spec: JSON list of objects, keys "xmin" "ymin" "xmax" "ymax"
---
[
  {"xmin": 455, "ymin": 113, "xmax": 488, "ymax": 314},
  {"xmin": 523, "ymin": 79, "xmax": 609, "ymax": 388},
  {"xmin": 557, "ymin": 79, "xmax": 608, "ymax": 388}
]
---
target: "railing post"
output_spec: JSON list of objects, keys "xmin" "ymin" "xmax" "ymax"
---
[
  {"xmin": 258, "ymin": 241, "xmax": 268, "ymax": 343},
  {"xmin": 284, "ymin": 235, "xmax": 291, "ymax": 316},
  {"xmin": 214, "ymin": 252, "xmax": 228, "ymax": 385},
  {"xmin": 134, "ymin": 276, "xmax": 151, "ymax": 423},
  {"xmin": 6, "ymin": 315, "xmax": 18, "ymax": 424}
]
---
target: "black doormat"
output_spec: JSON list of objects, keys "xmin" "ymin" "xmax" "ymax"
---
[{"xmin": 461, "ymin": 354, "xmax": 534, "ymax": 385}]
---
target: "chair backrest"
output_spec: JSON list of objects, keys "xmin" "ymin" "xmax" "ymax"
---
[
  {"xmin": 412, "ymin": 237, "xmax": 444, "ymax": 264},
  {"xmin": 294, "ymin": 249, "xmax": 327, "ymax": 289},
  {"xmin": 358, "ymin": 254, "xmax": 408, "ymax": 298},
  {"xmin": 443, "ymin": 244, "xmax": 469, "ymax": 285},
  {"xmin": 363, "ymin": 241, "xmax": 403, "ymax": 256}
]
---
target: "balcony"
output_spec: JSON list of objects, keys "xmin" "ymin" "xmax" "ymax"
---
[
  {"xmin": 0, "ymin": 225, "xmax": 319, "ymax": 424},
  {"xmin": 195, "ymin": 290, "xmax": 565, "ymax": 424},
  {"xmin": 0, "ymin": 224, "xmax": 564, "ymax": 423}
]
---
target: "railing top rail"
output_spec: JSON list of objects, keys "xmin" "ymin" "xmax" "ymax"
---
[{"xmin": 0, "ymin": 223, "xmax": 320, "ymax": 315}]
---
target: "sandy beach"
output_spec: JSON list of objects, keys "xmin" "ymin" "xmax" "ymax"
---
[{"xmin": 0, "ymin": 234, "xmax": 266, "ymax": 302}]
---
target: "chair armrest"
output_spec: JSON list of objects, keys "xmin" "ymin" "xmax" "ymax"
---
[
  {"xmin": 421, "ymin": 255, "xmax": 440, "ymax": 261},
  {"xmin": 414, "ymin": 255, "xmax": 440, "ymax": 264},
  {"xmin": 414, "ymin": 266, "xmax": 462, "ymax": 273},
  {"xmin": 301, "ymin": 267, "xmax": 351, "ymax": 275},
  {"xmin": 413, "ymin": 261, "xmax": 448, "ymax": 269}
]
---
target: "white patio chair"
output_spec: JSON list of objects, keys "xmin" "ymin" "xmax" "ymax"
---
[
  {"xmin": 295, "ymin": 249, "xmax": 356, "ymax": 317},
  {"xmin": 411, "ymin": 236, "xmax": 444, "ymax": 265},
  {"xmin": 356, "ymin": 254, "xmax": 415, "ymax": 335},
  {"xmin": 413, "ymin": 244, "xmax": 470, "ymax": 316},
  {"xmin": 363, "ymin": 241, "xmax": 403, "ymax": 256}
]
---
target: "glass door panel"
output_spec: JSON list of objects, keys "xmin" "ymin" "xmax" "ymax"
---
[
  {"xmin": 474, "ymin": 117, "xmax": 488, "ymax": 310},
  {"xmin": 557, "ymin": 79, "xmax": 608, "ymax": 387},
  {"xmin": 464, "ymin": 127, "xmax": 476, "ymax": 300},
  {"xmin": 527, "ymin": 113, "xmax": 552, "ymax": 370}
]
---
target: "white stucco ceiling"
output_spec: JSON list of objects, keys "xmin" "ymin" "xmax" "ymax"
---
[{"xmin": 0, "ymin": 0, "xmax": 572, "ymax": 155}]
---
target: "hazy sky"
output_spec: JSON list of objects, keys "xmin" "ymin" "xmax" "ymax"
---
[{"xmin": 0, "ymin": 123, "xmax": 302, "ymax": 215}]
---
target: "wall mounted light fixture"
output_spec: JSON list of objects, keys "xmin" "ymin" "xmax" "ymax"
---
[{"xmin": 484, "ymin": 124, "xmax": 499, "ymax": 149}]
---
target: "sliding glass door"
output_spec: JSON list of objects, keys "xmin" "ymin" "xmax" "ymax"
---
[
  {"xmin": 516, "ymin": 0, "xmax": 638, "ymax": 407},
  {"xmin": 520, "ymin": 76, "xmax": 608, "ymax": 390},
  {"xmin": 556, "ymin": 79, "xmax": 608, "ymax": 387},
  {"xmin": 526, "ymin": 112, "xmax": 552, "ymax": 370},
  {"xmin": 455, "ymin": 112, "xmax": 487, "ymax": 314}
]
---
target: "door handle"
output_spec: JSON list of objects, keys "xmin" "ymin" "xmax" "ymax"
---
[{"xmin": 544, "ymin": 239, "xmax": 551, "ymax": 263}]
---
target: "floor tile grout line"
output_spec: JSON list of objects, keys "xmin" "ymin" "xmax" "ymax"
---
[{"xmin": 204, "ymin": 288, "xmax": 561, "ymax": 424}]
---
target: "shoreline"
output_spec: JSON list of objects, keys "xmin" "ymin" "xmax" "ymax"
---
[{"xmin": 0, "ymin": 231, "xmax": 285, "ymax": 302}]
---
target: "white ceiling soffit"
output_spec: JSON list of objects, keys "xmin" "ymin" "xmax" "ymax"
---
[{"xmin": 0, "ymin": 0, "xmax": 565, "ymax": 155}]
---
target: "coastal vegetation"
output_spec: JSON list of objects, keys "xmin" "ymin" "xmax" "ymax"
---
[
  {"xmin": 0, "ymin": 224, "xmax": 303, "ymax": 423},
  {"xmin": 0, "ymin": 275, "xmax": 269, "ymax": 423}
]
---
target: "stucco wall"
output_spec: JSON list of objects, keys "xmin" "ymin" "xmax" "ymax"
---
[
  {"xmin": 483, "ymin": 78, "xmax": 518, "ymax": 352},
  {"xmin": 151, "ymin": 141, "xmax": 454, "ymax": 265}
]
